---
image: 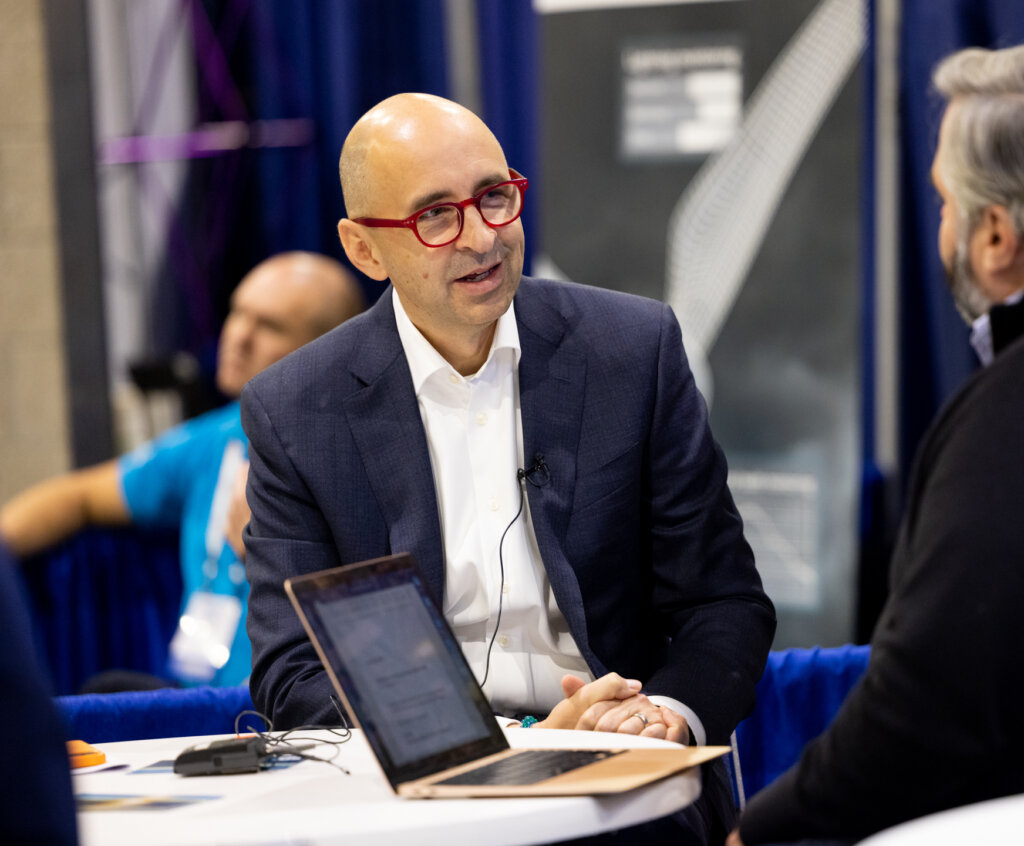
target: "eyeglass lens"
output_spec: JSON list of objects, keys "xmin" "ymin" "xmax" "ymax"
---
[{"xmin": 415, "ymin": 182, "xmax": 523, "ymax": 246}]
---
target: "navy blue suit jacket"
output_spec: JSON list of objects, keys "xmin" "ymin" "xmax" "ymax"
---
[{"xmin": 242, "ymin": 276, "xmax": 774, "ymax": 745}]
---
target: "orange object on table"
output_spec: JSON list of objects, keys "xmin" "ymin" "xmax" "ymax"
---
[{"xmin": 67, "ymin": 739, "xmax": 106, "ymax": 768}]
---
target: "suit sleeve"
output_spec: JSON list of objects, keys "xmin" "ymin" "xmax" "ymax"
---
[
  {"xmin": 241, "ymin": 382, "xmax": 343, "ymax": 728},
  {"xmin": 642, "ymin": 305, "xmax": 777, "ymax": 744}
]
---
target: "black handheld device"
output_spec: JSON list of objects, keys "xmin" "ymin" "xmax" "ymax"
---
[{"xmin": 173, "ymin": 736, "xmax": 267, "ymax": 776}]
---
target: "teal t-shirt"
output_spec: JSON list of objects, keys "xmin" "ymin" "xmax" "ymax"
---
[{"xmin": 118, "ymin": 402, "xmax": 250, "ymax": 686}]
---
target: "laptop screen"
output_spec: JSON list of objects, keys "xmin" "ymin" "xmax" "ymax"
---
[{"xmin": 287, "ymin": 554, "xmax": 510, "ymax": 786}]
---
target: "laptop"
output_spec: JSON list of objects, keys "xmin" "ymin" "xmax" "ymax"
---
[{"xmin": 284, "ymin": 552, "xmax": 728, "ymax": 798}]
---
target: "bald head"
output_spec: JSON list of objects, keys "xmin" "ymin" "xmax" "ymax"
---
[
  {"xmin": 216, "ymin": 251, "xmax": 365, "ymax": 396},
  {"xmin": 248, "ymin": 251, "xmax": 365, "ymax": 335},
  {"xmin": 334, "ymin": 94, "xmax": 524, "ymax": 375},
  {"xmin": 339, "ymin": 93, "xmax": 502, "ymax": 219}
]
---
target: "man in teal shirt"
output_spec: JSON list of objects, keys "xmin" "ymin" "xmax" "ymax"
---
[
  {"xmin": 2, "ymin": 252, "xmax": 365, "ymax": 687},
  {"xmin": 119, "ymin": 401, "xmax": 251, "ymax": 685}
]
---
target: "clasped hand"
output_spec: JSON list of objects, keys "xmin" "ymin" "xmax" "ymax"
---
[{"xmin": 534, "ymin": 673, "xmax": 688, "ymax": 744}]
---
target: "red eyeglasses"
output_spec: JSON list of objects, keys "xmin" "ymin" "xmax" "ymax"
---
[{"xmin": 354, "ymin": 170, "xmax": 528, "ymax": 248}]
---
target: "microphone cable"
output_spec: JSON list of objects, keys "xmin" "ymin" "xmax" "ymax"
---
[
  {"xmin": 478, "ymin": 469, "xmax": 526, "ymax": 690},
  {"xmin": 479, "ymin": 454, "xmax": 548, "ymax": 690}
]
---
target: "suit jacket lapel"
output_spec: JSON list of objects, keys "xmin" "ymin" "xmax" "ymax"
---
[
  {"xmin": 515, "ymin": 281, "xmax": 599, "ymax": 668},
  {"xmin": 341, "ymin": 291, "xmax": 445, "ymax": 600}
]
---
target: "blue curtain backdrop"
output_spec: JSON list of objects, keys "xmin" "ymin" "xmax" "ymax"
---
[
  {"xmin": 244, "ymin": 0, "xmax": 451, "ymax": 270},
  {"xmin": 476, "ymin": 0, "xmax": 539, "ymax": 268}
]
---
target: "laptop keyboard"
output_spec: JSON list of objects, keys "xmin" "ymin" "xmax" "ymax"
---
[{"xmin": 434, "ymin": 749, "xmax": 624, "ymax": 786}]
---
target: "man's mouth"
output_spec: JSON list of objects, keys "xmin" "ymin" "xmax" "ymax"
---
[{"xmin": 456, "ymin": 262, "xmax": 500, "ymax": 283}]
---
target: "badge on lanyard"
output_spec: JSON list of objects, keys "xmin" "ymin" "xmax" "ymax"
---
[
  {"xmin": 169, "ymin": 439, "xmax": 246, "ymax": 683},
  {"xmin": 168, "ymin": 591, "xmax": 243, "ymax": 683}
]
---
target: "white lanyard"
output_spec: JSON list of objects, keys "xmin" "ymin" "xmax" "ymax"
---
[{"xmin": 201, "ymin": 438, "xmax": 246, "ymax": 590}]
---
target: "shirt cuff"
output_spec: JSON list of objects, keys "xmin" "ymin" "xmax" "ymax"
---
[{"xmin": 646, "ymin": 695, "xmax": 706, "ymax": 746}]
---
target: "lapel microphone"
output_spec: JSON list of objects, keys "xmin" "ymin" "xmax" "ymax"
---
[{"xmin": 517, "ymin": 453, "xmax": 550, "ymax": 487}]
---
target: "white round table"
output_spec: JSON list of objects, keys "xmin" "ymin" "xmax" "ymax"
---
[
  {"xmin": 73, "ymin": 727, "xmax": 703, "ymax": 846},
  {"xmin": 859, "ymin": 792, "xmax": 1024, "ymax": 846}
]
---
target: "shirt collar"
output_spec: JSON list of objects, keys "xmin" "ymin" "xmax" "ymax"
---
[
  {"xmin": 970, "ymin": 312, "xmax": 994, "ymax": 367},
  {"xmin": 971, "ymin": 288, "xmax": 1024, "ymax": 367},
  {"xmin": 392, "ymin": 288, "xmax": 521, "ymax": 395}
]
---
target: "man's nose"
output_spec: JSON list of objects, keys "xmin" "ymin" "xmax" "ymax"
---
[
  {"xmin": 455, "ymin": 206, "xmax": 497, "ymax": 253},
  {"xmin": 225, "ymin": 315, "xmax": 256, "ymax": 347}
]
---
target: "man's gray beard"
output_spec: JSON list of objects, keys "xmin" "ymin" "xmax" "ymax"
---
[{"xmin": 945, "ymin": 242, "xmax": 994, "ymax": 324}]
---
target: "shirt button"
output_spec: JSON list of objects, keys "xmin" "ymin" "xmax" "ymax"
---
[
  {"xmin": 498, "ymin": 635, "xmax": 510, "ymax": 648},
  {"xmin": 448, "ymin": 373, "xmax": 460, "ymax": 384},
  {"xmin": 502, "ymin": 583, "xmax": 511, "ymax": 595},
  {"xmin": 489, "ymin": 499, "xmax": 499, "ymax": 512},
  {"xmin": 475, "ymin": 412, "xmax": 488, "ymax": 426}
]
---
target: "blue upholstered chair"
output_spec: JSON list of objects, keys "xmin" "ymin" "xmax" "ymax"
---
[
  {"xmin": 732, "ymin": 644, "xmax": 871, "ymax": 802},
  {"xmin": 56, "ymin": 684, "xmax": 258, "ymax": 742}
]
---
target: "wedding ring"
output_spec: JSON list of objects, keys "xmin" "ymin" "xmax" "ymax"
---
[{"xmin": 629, "ymin": 712, "xmax": 649, "ymax": 727}]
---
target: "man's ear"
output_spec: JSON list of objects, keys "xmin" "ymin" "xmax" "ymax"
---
[
  {"xmin": 338, "ymin": 219, "xmax": 389, "ymax": 282},
  {"xmin": 973, "ymin": 205, "xmax": 1021, "ymax": 277}
]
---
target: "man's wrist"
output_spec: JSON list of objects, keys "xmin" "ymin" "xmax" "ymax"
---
[{"xmin": 502, "ymin": 715, "xmax": 539, "ymax": 729}]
